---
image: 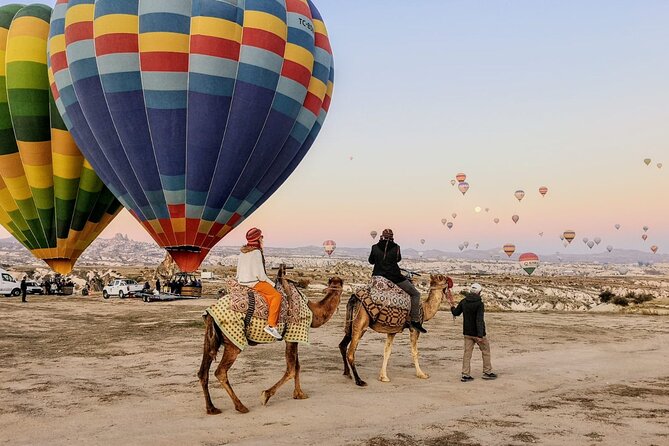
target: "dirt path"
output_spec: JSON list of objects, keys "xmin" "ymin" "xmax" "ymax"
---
[{"xmin": 1, "ymin": 296, "xmax": 668, "ymax": 445}]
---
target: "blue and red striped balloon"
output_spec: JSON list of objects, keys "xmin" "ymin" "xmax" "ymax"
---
[{"xmin": 48, "ymin": 0, "xmax": 334, "ymax": 271}]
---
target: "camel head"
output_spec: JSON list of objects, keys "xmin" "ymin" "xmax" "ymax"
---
[
  {"xmin": 308, "ymin": 276, "xmax": 344, "ymax": 328},
  {"xmin": 327, "ymin": 276, "xmax": 344, "ymax": 290},
  {"xmin": 429, "ymin": 274, "xmax": 453, "ymax": 298}
]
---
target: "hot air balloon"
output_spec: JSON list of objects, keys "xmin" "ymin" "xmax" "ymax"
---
[
  {"xmin": 0, "ymin": 4, "xmax": 121, "ymax": 274},
  {"xmin": 418, "ymin": 251, "xmax": 424, "ymax": 258},
  {"xmin": 587, "ymin": 240, "xmax": 595, "ymax": 249},
  {"xmin": 450, "ymin": 180, "xmax": 456, "ymax": 186},
  {"xmin": 606, "ymin": 245, "xmax": 613, "ymax": 253},
  {"xmin": 642, "ymin": 234, "xmax": 648, "ymax": 242},
  {"xmin": 644, "ymin": 158, "xmax": 651, "ymax": 166},
  {"xmin": 441, "ymin": 218, "xmax": 447, "ymax": 226},
  {"xmin": 651, "ymin": 245, "xmax": 658, "ymax": 254},
  {"xmin": 594, "ymin": 237, "xmax": 602, "ymax": 245},
  {"xmin": 485, "ymin": 207, "xmax": 489, "ymax": 212},
  {"xmin": 49, "ymin": 0, "xmax": 335, "ymax": 273},
  {"xmin": 447, "ymin": 222, "xmax": 454, "ymax": 229},
  {"xmin": 512, "ymin": 215, "xmax": 519, "ymax": 224},
  {"xmin": 348, "ymin": 156, "xmax": 353, "ymax": 161},
  {"xmin": 493, "ymin": 218, "xmax": 500, "ymax": 224},
  {"xmin": 458, "ymin": 182, "xmax": 470, "ymax": 195},
  {"xmin": 617, "ymin": 267, "xmax": 629, "ymax": 276},
  {"xmin": 420, "ymin": 239, "xmax": 425, "ymax": 245},
  {"xmin": 615, "ymin": 224, "xmax": 621, "ymax": 230},
  {"xmin": 458, "ymin": 244, "xmax": 464, "ymax": 251},
  {"xmin": 370, "ymin": 230, "xmax": 378, "ymax": 240},
  {"xmin": 455, "ymin": 173, "xmax": 466, "ymax": 183},
  {"xmin": 474, "ymin": 206, "xmax": 482, "ymax": 213},
  {"xmin": 503, "ymin": 244, "xmax": 516, "ymax": 257},
  {"xmin": 463, "ymin": 241, "xmax": 469, "ymax": 248},
  {"xmin": 658, "ymin": 163, "xmax": 663, "ymax": 169},
  {"xmin": 518, "ymin": 252, "xmax": 539, "ymax": 276},
  {"xmin": 563, "ymin": 230, "xmax": 576, "ymax": 243},
  {"xmin": 563, "ymin": 241, "xmax": 569, "ymax": 248},
  {"xmin": 539, "ymin": 186, "xmax": 548, "ymax": 197},
  {"xmin": 323, "ymin": 240, "xmax": 336, "ymax": 257},
  {"xmin": 514, "ymin": 190, "xmax": 525, "ymax": 202},
  {"xmin": 583, "ymin": 237, "xmax": 589, "ymax": 244},
  {"xmin": 643, "ymin": 226, "xmax": 649, "ymax": 232},
  {"xmin": 475, "ymin": 243, "xmax": 479, "ymax": 249},
  {"xmin": 539, "ymin": 232, "xmax": 544, "ymax": 237},
  {"xmin": 452, "ymin": 213, "xmax": 458, "ymax": 219}
]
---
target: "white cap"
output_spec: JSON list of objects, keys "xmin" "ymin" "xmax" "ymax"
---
[{"xmin": 470, "ymin": 283, "xmax": 482, "ymax": 294}]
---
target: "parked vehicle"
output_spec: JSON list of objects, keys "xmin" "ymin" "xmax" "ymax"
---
[
  {"xmin": 25, "ymin": 280, "xmax": 43, "ymax": 295},
  {"xmin": 103, "ymin": 279, "xmax": 144, "ymax": 299},
  {"xmin": 0, "ymin": 270, "xmax": 20, "ymax": 297}
]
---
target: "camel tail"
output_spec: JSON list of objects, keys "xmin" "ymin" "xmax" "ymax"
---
[
  {"xmin": 344, "ymin": 294, "xmax": 358, "ymax": 336},
  {"xmin": 202, "ymin": 313, "xmax": 222, "ymax": 363}
]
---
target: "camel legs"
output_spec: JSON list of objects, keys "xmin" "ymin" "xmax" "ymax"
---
[
  {"xmin": 339, "ymin": 333, "xmax": 352, "ymax": 378},
  {"xmin": 198, "ymin": 315, "xmax": 222, "ymax": 415},
  {"xmin": 214, "ymin": 338, "xmax": 249, "ymax": 413},
  {"xmin": 261, "ymin": 342, "xmax": 307, "ymax": 406},
  {"xmin": 346, "ymin": 311, "xmax": 370, "ymax": 387},
  {"xmin": 378, "ymin": 333, "xmax": 396, "ymax": 382},
  {"xmin": 410, "ymin": 329, "xmax": 429, "ymax": 379}
]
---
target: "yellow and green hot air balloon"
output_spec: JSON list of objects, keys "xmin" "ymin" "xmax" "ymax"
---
[{"xmin": 0, "ymin": 4, "xmax": 120, "ymax": 274}]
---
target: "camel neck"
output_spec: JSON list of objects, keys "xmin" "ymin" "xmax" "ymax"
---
[
  {"xmin": 422, "ymin": 289, "xmax": 444, "ymax": 322},
  {"xmin": 309, "ymin": 288, "xmax": 342, "ymax": 328}
]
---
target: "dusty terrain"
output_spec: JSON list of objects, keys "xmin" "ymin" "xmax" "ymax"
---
[{"xmin": 1, "ymin": 275, "xmax": 668, "ymax": 446}]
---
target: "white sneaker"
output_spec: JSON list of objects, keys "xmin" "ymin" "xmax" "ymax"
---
[{"xmin": 264, "ymin": 326, "xmax": 282, "ymax": 340}]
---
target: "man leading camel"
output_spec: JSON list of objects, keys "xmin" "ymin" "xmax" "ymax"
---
[
  {"xmin": 368, "ymin": 229, "xmax": 427, "ymax": 333},
  {"xmin": 236, "ymin": 228, "xmax": 282, "ymax": 340}
]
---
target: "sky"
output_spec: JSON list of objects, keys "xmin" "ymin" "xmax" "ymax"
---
[{"xmin": 1, "ymin": 0, "xmax": 668, "ymax": 256}]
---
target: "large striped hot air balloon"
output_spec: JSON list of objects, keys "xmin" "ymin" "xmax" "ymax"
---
[
  {"xmin": 323, "ymin": 239, "xmax": 336, "ymax": 257},
  {"xmin": 518, "ymin": 252, "xmax": 539, "ymax": 276},
  {"xmin": 503, "ymin": 244, "xmax": 516, "ymax": 257},
  {"xmin": 49, "ymin": 0, "xmax": 335, "ymax": 272},
  {"xmin": 0, "ymin": 4, "xmax": 120, "ymax": 274}
]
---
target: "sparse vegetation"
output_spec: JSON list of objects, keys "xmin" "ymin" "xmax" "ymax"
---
[
  {"xmin": 630, "ymin": 293, "xmax": 655, "ymax": 305},
  {"xmin": 599, "ymin": 290, "xmax": 615, "ymax": 303},
  {"xmin": 612, "ymin": 296, "xmax": 629, "ymax": 307}
]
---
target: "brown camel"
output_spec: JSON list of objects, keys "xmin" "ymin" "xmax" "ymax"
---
[
  {"xmin": 198, "ymin": 271, "xmax": 344, "ymax": 414},
  {"xmin": 339, "ymin": 274, "xmax": 451, "ymax": 386}
]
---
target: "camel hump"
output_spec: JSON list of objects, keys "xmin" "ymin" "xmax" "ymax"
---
[{"xmin": 356, "ymin": 276, "xmax": 412, "ymax": 329}]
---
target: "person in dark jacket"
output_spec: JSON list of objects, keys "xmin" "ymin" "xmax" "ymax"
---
[
  {"xmin": 450, "ymin": 283, "xmax": 496, "ymax": 382},
  {"xmin": 20, "ymin": 276, "xmax": 27, "ymax": 303},
  {"xmin": 369, "ymin": 228, "xmax": 427, "ymax": 333}
]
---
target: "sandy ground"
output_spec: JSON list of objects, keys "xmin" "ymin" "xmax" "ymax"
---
[{"xmin": 1, "ymin": 293, "xmax": 668, "ymax": 446}]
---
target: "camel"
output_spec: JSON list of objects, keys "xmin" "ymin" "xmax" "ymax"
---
[
  {"xmin": 198, "ymin": 268, "xmax": 344, "ymax": 414},
  {"xmin": 339, "ymin": 274, "xmax": 451, "ymax": 386}
]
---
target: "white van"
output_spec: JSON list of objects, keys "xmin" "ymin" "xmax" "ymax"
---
[{"xmin": 0, "ymin": 270, "xmax": 21, "ymax": 297}]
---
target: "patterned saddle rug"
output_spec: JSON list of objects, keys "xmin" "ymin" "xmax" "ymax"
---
[
  {"xmin": 355, "ymin": 276, "xmax": 417, "ymax": 328},
  {"xmin": 206, "ymin": 279, "xmax": 312, "ymax": 351}
]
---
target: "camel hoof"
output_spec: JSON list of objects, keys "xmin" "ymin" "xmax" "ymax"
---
[
  {"xmin": 417, "ymin": 373, "xmax": 430, "ymax": 379},
  {"xmin": 236, "ymin": 405, "xmax": 250, "ymax": 414},
  {"xmin": 379, "ymin": 376, "xmax": 390, "ymax": 383},
  {"xmin": 293, "ymin": 391, "xmax": 309, "ymax": 400},
  {"xmin": 261, "ymin": 391, "xmax": 271, "ymax": 406},
  {"xmin": 207, "ymin": 407, "xmax": 222, "ymax": 415},
  {"xmin": 355, "ymin": 380, "xmax": 368, "ymax": 387}
]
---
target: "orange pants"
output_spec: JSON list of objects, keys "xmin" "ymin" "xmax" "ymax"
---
[{"xmin": 253, "ymin": 281, "xmax": 282, "ymax": 327}]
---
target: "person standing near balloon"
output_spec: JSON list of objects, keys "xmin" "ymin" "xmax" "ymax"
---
[
  {"xmin": 20, "ymin": 276, "xmax": 27, "ymax": 303},
  {"xmin": 448, "ymin": 283, "xmax": 496, "ymax": 382},
  {"xmin": 368, "ymin": 229, "xmax": 427, "ymax": 333},
  {"xmin": 236, "ymin": 228, "xmax": 282, "ymax": 340}
]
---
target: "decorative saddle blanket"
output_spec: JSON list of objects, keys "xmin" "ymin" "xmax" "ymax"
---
[
  {"xmin": 206, "ymin": 279, "xmax": 312, "ymax": 351},
  {"xmin": 355, "ymin": 276, "xmax": 416, "ymax": 328}
]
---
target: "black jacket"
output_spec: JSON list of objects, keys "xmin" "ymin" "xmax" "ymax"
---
[
  {"xmin": 368, "ymin": 240, "xmax": 405, "ymax": 284},
  {"xmin": 451, "ymin": 292, "xmax": 486, "ymax": 337}
]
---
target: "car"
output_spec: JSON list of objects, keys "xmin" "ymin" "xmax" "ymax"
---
[
  {"xmin": 103, "ymin": 279, "xmax": 144, "ymax": 299},
  {"xmin": 0, "ymin": 270, "xmax": 20, "ymax": 297},
  {"xmin": 25, "ymin": 280, "xmax": 44, "ymax": 295}
]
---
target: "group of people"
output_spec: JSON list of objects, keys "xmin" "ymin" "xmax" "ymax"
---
[
  {"xmin": 236, "ymin": 227, "xmax": 497, "ymax": 381},
  {"xmin": 19, "ymin": 276, "xmax": 75, "ymax": 302}
]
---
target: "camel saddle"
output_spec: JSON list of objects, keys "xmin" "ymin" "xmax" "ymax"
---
[
  {"xmin": 355, "ymin": 276, "xmax": 418, "ymax": 328},
  {"xmin": 222, "ymin": 278, "xmax": 302, "ymax": 325}
]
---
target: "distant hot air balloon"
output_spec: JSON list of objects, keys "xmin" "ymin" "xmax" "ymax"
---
[
  {"xmin": 323, "ymin": 240, "xmax": 336, "ymax": 257},
  {"xmin": 583, "ymin": 237, "xmax": 589, "ymax": 244},
  {"xmin": 563, "ymin": 230, "xmax": 576, "ymax": 244},
  {"xmin": 615, "ymin": 224, "xmax": 621, "ymax": 230},
  {"xmin": 418, "ymin": 251, "xmax": 424, "ymax": 258},
  {"xmin": 587, "ymin": 241, "xmax": 595, "ymax": 249},
  {"xmin": 370, "ymin": 231, "xmax": 378, "ymax": 240},
  {"xmin": 447, "ymin": 222, "xmax": 454, "ymax": 229},
  {"xmin": 463, "ymin": 241, "xmax": 469, "ymax": 248},
  {"xmin": 494, "ymin": 218, "xmax": 500, "ymax": 224},
  {"xmin": 519, "ymin": 252, "xmax": 539, "ymax": 276},
  {"xmin": 658, "ymin": 163, "xmax": 663, "ymax": 169},
  {"xmin": 514, "ymin": 190, "xmax": 525, "ymax": 202},
  {"xmin": 539, "ymin": 232, "xmax": 544, "ymax": 237},
  {"xmin": 0, "ymin": 4, "xmax": 121, "ymax": 274},
  {"xmin": 456, "ymin": 173, "xmax": 467, "ymax": 183},
  {"xmin": 485, "ymin": 207, "xmax": 490, "ymax": 212},
  {"xmin": 503, "ymin": 244, "xmax": 516, "ymax": 257},
  {"xmin": 563, "ymin": 241, "xmax": 569, "ymax": 248},
  {"xmin": 474, "ymin": 206, "xmax": 482, "ymax": 213},
  {"xmin": 452, "ymin": 213, "xmax": 458, "ymax": 219},
  {"xmin": 441, "ymin": 219, "xmax": 447, "ymax": 226},
  {"xmin": 475, "ymin": 243, "xmax": 479, "ymax": 249},
  {"xmin": 458, "ymin": 182, "xmax": 470, "ymax": 195},
  {"xmin": 644, "ymin": 158, "xmax": 651, "ymax": 166},
  {"xmin": 539, "ymin": 186, "xmax": 548, "ymax": 197},
  {"xmin": 348, "ymin": 156, "xmax": 353, "ymax": 161},
  {"xmin": 420, "ymin": 239, "xmax": 425, "ymax": 245},
  {"xmin": 650, "ymin": 245, "xmax": 658, "ymax": 254},
  {"xmin": 450, "ymin": 180, "xmax": 456, "ymax": 186},
  {"xmin": 618, "ymin": 267, "xmax": 629, "ymax": 276},
  {"xmin": 594, "ymin": 237, "xmax": 602, "ymax": 245},
  {"xmin": 458, "ymin": 244, "xmax": 465, "ymax": 251},
  {"xmin": 642, "ymin": 234, "xmax": 648, "ymax": 242},
  {"xmin": 643, "ymin": 226, "xmax": 649, "ymax": 232},
  {"xmin": 49, "ymin": 0, "xmax": 335, "ymax": 272},
  {"xmin": 512, "ymin": 215, "xmax": 519, "ymax": 224},
  {"xmin": 606, "ymin": 245, "xmax": 613, "ymax": 253}
]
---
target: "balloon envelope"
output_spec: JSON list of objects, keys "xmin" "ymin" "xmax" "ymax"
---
[
  {"xmin": 370, "ymin": 231, "xmax": 377, "ymax": 240},
  {"xmin": 651, "ymin": 245, "xmax": 658, "ymax": 254},
  {"xmin": 519, "ymin": 252, "xmax": 539, "ymax": 275},
  {"xmin": 594, "ymin": 237, "xmax": 602, "ymax": 245},
  {"xmin": 455, "ymin": 173, "xmax": 466, "ymax": 182},
  {"xmin": 0, "ymin": 4, "xmax": 120, "ymax": 274},
  {"xmin": 512, "ymin": 215, "xmax": 519, "ymax": 224},
  {"xmin": 563, "ymin": 230, "xmax": 576, "ymax": 243},
  {"xmin": 452, "ymin": 213, "xmax": 457, "ymax": 219},
  {"xmin": 503, "ymin": 244, "xmax": 516, "ymax": 257},
  {"xmin": 49, "ymin": 0, "xmax": 335, "ymax": 272},
  {"xmin": 458, "ymin": 182, "xmax": 470, "ymax": 195},
  {"xmin": 447, "ymin": 222, "xmax": 454, "ymax": 229},
  {"xmin": 615, "ymin": 224, "xmax": 621, "ymax": 230},
  {"xmin": 587, "ymin": 241, "xmax": 595, "ymax": 249},
  {"xmin": 642, "ymin": 234, "xmax": 648, "ymax": 241},
  {"xmin": 441, "ymin": 218, "xmax": 447, "ymax": 225},
  {"xmin": 493, "ymin": 218, "xmax": 500, "ymax": 224},
  {"xmin": 323, "ymin": 240, "xmax": 336, "ymax": 256},
  {"xmin": 606, "ymin": 245, "xmax": 613, "ymax": 253},
  {"xmin": 420, "ymin": 239, "xmax": 425, "ymax": 245},
  {"xmin": 458, "ymin": 244, "xmax": 464, "ymax": 251},
  {"xmin": 644, "ymin": 158, "xmax": 651, "ymax": 166},
  {"xmin": 539, "ymin": 186, "xmax": 548, "ymax": 197},
  {"xmin": 514, "ymin": 190, "xmax": 525, "ymax": 201}
]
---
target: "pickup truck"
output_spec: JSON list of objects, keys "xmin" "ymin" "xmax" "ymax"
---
[{"xmin": 103, "ymin": 279, "xmax": 144, "ymax": 299}]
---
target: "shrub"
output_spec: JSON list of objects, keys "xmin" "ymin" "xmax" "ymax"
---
[
  {"xmin": 612, "ymin": 296, "xmax": 629, "ymax": 307},
  {"xmin": 631, "ymin": 293, "xmax": 654, "ymax": 305},
  {"xmin": 599, "ymin": 290, "xmax": 615, "ymax": 303}
]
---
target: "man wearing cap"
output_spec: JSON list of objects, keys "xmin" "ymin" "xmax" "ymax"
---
[
  {"xmin": 368, "ymin": 229, "xmax": 427, "ymax": 333},
  {"xmin": 236, "ymin": 228, "xmax": 283, "ymax": 340},
  {"xmin": 449, "ymin": 283, "xmax": 496, "ymax": 382}
]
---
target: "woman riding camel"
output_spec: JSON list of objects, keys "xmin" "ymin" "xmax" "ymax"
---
[
  {"xmin": 236, "ymin": 228, "xmax": 283, "ymax": 340},
  {"xmin": 368, "ymin": 229, "xmax": 427, "ymax": 333}
]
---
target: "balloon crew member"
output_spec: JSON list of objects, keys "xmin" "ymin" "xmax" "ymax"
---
[
  {"xmin": 368, "ymin": 229, "xmax": 427, "ymax": 333},
  {"xmin": 449, "ymin": 283, "xmax": 497, "ymax": 382},
  {"xmin": 236, "ymin": 228, "xmax": 283, "ymax": 340},
  {"xmin": 20, "ymin": 276, "xmax": 27, "ymax": 303}
]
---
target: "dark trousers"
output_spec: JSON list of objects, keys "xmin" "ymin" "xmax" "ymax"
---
[
  {"xmin": 21, "ymin": 290, "xmax": 27, "ymax": 302},
  {"xmin": 396, "ymin": 280, "xmax": 421, "ymax": 321}
]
